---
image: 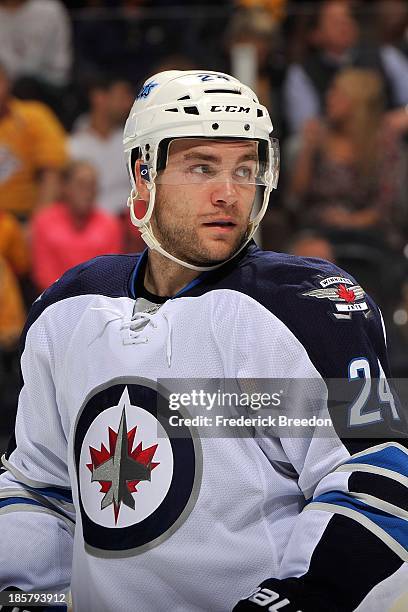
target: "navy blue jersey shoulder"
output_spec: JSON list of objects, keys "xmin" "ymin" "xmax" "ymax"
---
[
  {"xmin": 187, "ymin": 244, "xmax": 388, "ymax": 379},
  {"xmin": 21, "ymin": 254, "xmax": 140, "ymax": 350},
  {"xmin": 187, "ymin": 244, "xmax": 408, "ymax": 447}
]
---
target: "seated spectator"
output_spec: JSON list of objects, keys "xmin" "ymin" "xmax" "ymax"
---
[
  {"xmin": 286, "ymin": 68, "xmax": 404, "ymax": 241},
  {"xmin": 0, "ymin": 0, "xmax": 72, "ymax": 119},
  {"xmin": 69, "ymin": 75, "xmax": 134, "ymax": 217},
  {"xmin": 0, "ymin": 63, "xmax": 67, "ymax": 221},
  {"xmin": 0, "ymin": 0, "xmax": 71, "ymax": 88},
  {"xmin": 283, "ymin": 0, "xmax": 408, "ymax": 133},
  {"xmin": 31, "ymin": 160, "xmax": 123, "ymax": 292}
]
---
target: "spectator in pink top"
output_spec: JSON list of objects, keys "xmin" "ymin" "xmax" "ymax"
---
[{"xmin": 31, "ymin": 160, "xmax": 123, "ymax": 292}]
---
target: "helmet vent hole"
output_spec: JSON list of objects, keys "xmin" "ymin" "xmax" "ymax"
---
[
  {"xmin": 204, "ymin": 89, "xmax": 241, "ymax": 95},
  {"xmin": 145, "ymin": 153, "xmax": 150, "ymax": 161},
  {"xmin": 184, "ymin": 106, "xmax": 199, "ymax": 115},
  {"xmin": 257, "ymin": 109, "xmax": 264, "ymax": 117},
  {"xmin": 212, "ymin": 123, "xmax": 219, "ymax": 130},
  {"xmin": 165, "ymin": 107, "xmax": 179, "ymax": 112},
  {"xmin": 177, "ymin": 95, "xmax": 191, "ymax": 100}
]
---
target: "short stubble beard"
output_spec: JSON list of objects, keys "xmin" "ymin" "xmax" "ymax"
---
[{"xmin": 152, "ymin": 195, "xmax": 249, "ymax": 267}]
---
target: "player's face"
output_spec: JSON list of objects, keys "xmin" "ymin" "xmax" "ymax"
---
[{"xmin": 151, "ymin": 139, "xmax": 257, "ymax": 266}]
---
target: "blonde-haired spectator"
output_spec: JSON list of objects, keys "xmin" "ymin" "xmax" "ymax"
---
[
  {"xmin": 283, "ymin": 0, "xmax": 408, "ymax": 133},
  {"xmin": 287, "ymin": 68, "xmax": 405, "ymax": 240}
]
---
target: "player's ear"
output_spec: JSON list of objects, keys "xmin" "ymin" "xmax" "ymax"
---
[{"xmin": 134, "ymin": 159, "xmax": 150, "ymax": 202}]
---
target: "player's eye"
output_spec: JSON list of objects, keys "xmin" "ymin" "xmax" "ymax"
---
[
  {"xmin": 189, "ymin": 164, "xmax": 216, "ymax": 177},
  {"xmin": 234, "ymin": 165, "xmax": 255, "ymax": 182}
]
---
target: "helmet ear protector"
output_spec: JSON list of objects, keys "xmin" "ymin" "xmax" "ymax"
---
[
  {"xmin": 124, "ymin": 70, "xmax": 280, "ymax": 271},
  {"xmin": 139, "ymin": 163, "xmax": 150, "ymax": 182},
  {"xmin": 131, "ymin": 140, "xmax": 173, "ymax": 184}
]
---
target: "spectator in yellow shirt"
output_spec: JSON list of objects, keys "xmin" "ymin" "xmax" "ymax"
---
[{"xmin": 0, "ymin": 63, "xmax": 67, "ymax": 221}]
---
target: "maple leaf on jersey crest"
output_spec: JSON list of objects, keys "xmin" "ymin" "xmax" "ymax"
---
[
  {"xmin": 337, "ymin": 284, "xmax": 356, "ymax": 303},
  {"xmin": 86, "ymin": 412, "xmax": 160, "ymax": 523}
]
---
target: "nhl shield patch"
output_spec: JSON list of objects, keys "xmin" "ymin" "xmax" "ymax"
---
[
  {"xmin": 300, "ymin": 275, "xmax": 370, "ymax": 320},
  {"xmin": 74, "ymin": 377, "xmax": 202, "ymax": 557}
]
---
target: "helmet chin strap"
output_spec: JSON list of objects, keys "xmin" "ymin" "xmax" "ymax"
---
[{"xmin": 128, "ymin": 180, "xmax": 272, "ymax": 273}]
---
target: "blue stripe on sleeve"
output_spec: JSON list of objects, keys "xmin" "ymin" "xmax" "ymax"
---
[
  {"xmin": 0, "ymin": 497, "xmax": 75, "ymax": 523},
  {"xmin": 346, "ymin": 446, "xmax": 408, "ymax": 478},
  {"xmin": 311, "ymin": 490, "xmax": 408, "ymax": 550},
  {"xmin": 0, "ymin": 497, "xmax": 43, "ymax": 509},
  {"xmin": 26, "ymin": 486, "xmax": 73, "ymax": 503}
]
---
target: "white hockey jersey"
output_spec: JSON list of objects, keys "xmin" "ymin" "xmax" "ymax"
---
[{"xmin": 0, "ymin": 244, "xmax": 407, "ymax": 611}]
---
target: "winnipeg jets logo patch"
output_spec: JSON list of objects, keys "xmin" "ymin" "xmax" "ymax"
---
[
  {"xmin": 301, "ymin": 275, "xmax": 370, "ymax": 320},
  {"xmin": 79, "ymin": 387, "xmax": 173, "ymax": 532},
  {"xmin": 74, "ymin": 378, "xmax": 202, "ymax": 556},
  {"xmin": 86, "ymin": 397, "xmax": 161, "ymax": 525}
]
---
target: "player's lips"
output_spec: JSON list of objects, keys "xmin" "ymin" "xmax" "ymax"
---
[{"xmin": 202, "ymin": 218, "xmax": 237, "ymax": 232}]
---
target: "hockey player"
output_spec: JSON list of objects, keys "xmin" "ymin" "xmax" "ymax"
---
[{"xmin": 0, "ymin": 70, "xmax": 406, "ymax": 612}]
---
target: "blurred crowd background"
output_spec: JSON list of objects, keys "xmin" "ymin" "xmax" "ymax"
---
[{"xmin": 0, "ymin": 0, "xmax": 408, "ymax": 451}]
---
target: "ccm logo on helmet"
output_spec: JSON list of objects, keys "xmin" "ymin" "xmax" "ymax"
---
[{"xmin": 210, "ymin": 105, "xmax": 251, "ymax": 113}]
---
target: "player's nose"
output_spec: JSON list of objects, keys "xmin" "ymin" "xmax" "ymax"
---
[{"xmin": 210, "ymin": 178, "xmax": 238, "ymax": 207}]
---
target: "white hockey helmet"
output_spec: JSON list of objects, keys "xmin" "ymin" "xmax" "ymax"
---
[{"xmin": 123, "ymin": 69, "xmax": 279, "ymax": 271}]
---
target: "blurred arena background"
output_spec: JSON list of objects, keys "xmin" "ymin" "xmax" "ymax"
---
[{"xmin": 0, "ymin": 0, "xmax": 407, "ymax": 455}]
